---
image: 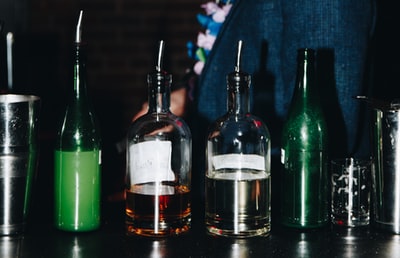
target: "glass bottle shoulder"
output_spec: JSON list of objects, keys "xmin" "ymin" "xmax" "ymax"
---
[
  {"xmin": 284, "ymin": 101, "xmax": 327, "ymax": 127},
  {"xmin": 127, "ymin": 111, "xmax": 191, "ymax": 143},
  {"xmin": 56, "ymin": 108, "xmax": 100, "ymax": 150},
  {"xmin": 208, "ymin": 113, "xmax": 270, "ymax": 142},
  {"xmin": 61, "ymin": 98, "xmax": 98, "ymax": 126},
  {"xmin": 282, "ymin": 108, "xmax": 328, "ymax": 148},
  {"xmin": 57, "ymin": 90, "xmax": 101, "ymax": 142}
]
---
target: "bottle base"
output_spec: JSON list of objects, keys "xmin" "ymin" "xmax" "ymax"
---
[
  {"xmin": 331, "ymin": 213, "xmax": 369, "ymax": 227},
  {"xmin": 0, "ymin": 223, "xmax": 26, "ymax": 236},
  {"xmin": 372, "ymin": 220, "xmax": 400, "ymax": 234},
  {"xmin": 55, "ymin": 224, "xmax": 101, "ymax": 232},
  {"xmin": 205, "ymin": 217, "xmax": 271, "ymax": 238},
  {"xmin": 206, "ymin": 225, "xmax": 270, "ymax": 238},
  {"xmin": 281, "ymin": 219, "xmax": 328, "ymax": 229},
  {"xmin": 125, "ymin": 216, "xmax": 191, "ymax": 237}
]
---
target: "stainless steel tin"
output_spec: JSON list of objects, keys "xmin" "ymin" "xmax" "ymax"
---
[
  {"xmin": 0, "ymin": 94, "xmax": 40, "ymax": 235},
  {"xmin": 371, "ymin": 103, "xmax": 400, "ymax": 234}
]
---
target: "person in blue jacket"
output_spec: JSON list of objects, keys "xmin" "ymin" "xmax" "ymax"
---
[{"xmin": 132, "ymin": 0, "xmax": 376, "ymax": 220}]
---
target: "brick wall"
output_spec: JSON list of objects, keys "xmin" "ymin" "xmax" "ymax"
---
[
  {"xmin": 28, "ymin": 0, "xmax": 202, "ymax": 133},
  {"xmin": 13, "ymin": 0, "xmax": 204, "ymax": 198}
]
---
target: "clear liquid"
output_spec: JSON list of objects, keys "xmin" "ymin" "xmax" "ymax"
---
[
  {"xmin": 205, "ymin": 170, "xmax": 271, "ymax": 237},
  {"xmin": 125, "ymin": 184, "xmax": 191, "ymax": 237}
]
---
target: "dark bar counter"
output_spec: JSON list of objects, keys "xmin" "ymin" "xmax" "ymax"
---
[
  {"xmin": 1, "ymin": 139, "xmax": 398, "ymax": 258},
  {"xmin": 2, "ymin": 200, "xmax": 400, "ymax": 258}
]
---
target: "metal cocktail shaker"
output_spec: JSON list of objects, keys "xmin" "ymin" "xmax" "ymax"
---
[
  {"xmin": 369, "ymin": 98, "xmax": 400, "ymax": 234},
  {"xmin": 0, "ymin": 94, "xmax": 40, "ymax": 235}
]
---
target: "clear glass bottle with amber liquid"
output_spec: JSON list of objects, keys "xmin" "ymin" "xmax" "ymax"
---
[
  {"xmin": 54, "ymin": 10, "xmax": 101, "ymax": 232},
  {"xmin": 280, "ymin": 48, "xmax": 329, "ymax": 228},
  {"xmin": 205, "ymin": 40, "xmax": 271, "ymax": 237},
  {"xmin": 126, "ymin": 41, "xmax": 192, "ymax": 237}
]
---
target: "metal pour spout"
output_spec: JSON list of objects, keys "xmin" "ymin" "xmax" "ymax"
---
[
  {"xmin": 354, "ymin": 95, "xmax": 400, "ymax": 111},
  {"xmin": 75, "ymin": 10, "xmax": 83, "ymax": 43}
]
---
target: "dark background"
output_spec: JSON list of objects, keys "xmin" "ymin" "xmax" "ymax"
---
[
  {"xmin": 0, "ymin": 0, "xmax": 398, "ymax": 223},
  {"xmin": 0, "ymin": 0, "xmax": 203, "ymax": 217}
]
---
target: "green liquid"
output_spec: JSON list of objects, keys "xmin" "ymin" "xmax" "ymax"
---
[{"xmin": 54, "ymin": 150, "xmax": 101, "ymax": 231}]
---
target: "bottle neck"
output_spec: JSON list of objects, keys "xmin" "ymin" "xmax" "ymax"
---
[
  {"xmin": 293, "ymin": 48, "xmax": 318, "ymax": 103},
  {"xmin": 227, "ymin": 72, "xmax": 250, "ymax": 115},
  {"xmin": 73, "ymin": 44, "xmax": 88, "ymax": 100},
  {"xmin": 147, "ymin": 72, "xmax": 171, "ymax": 114}
]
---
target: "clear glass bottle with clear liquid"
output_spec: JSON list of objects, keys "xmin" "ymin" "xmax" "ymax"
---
[
  {"xmin": 126, "ymin": 41, "xmax": 192, "ymax": 237},
  {"xmin": 205, "ymin": 40, "xmax": 271, "ymax": 237}
]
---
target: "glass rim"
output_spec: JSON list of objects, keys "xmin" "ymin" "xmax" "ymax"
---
[{"xmin": 330, "ymin": 157, "xmax": 372, "ymax": 168}]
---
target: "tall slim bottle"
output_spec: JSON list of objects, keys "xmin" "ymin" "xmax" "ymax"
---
[
  {"xmin": 205, "ymin": 40, "xmax": 271, "ymax": 237},
  {"xmin": 54, "ymin": 11, "xmax": 101, "ymax": 232},
  {"xmin": 280, "ymin": 48, "xmax": 329, "ymax": 228},
  {"xmin": 126, "ymin": 41, "xmax": 192, "ymax": 237}
]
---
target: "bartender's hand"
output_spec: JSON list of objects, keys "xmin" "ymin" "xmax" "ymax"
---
[{"xmin": 132, "ymin": 88, "xmax": 188, "ymax": 121}]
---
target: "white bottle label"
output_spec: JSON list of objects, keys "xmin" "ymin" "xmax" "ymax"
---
[
  {"xmin": 129, "ymin": 141, "xmax": 175, "ymax": 185},
  {"xmin": 212, "ymin": 153, "xmax": 265, "ymax": 171},
  {"xmin": 136, "ymin": 184, "xmax": 175, "ymax": 195}
]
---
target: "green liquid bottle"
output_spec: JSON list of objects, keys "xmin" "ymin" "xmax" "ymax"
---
[
  {"xmin": 54, "ymin": 10, "xmax": 101, "ymax": 232},
  {"xmin": 280, "ymin": 48, "xmax": 329, "ymax": 229}
]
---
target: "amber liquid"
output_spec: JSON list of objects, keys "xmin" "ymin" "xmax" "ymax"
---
[{"xmin": 125, "ymin": 184, "xmax": 191, "ymax": 237}]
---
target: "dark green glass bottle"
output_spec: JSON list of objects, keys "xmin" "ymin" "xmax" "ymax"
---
[
  {"xmin": 54, "ymin": 11, "xmax": 101, "ymax": 232},
  {"xmin": 280, "ymin": 48, "xmax": 329, "ymax": 228}
]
